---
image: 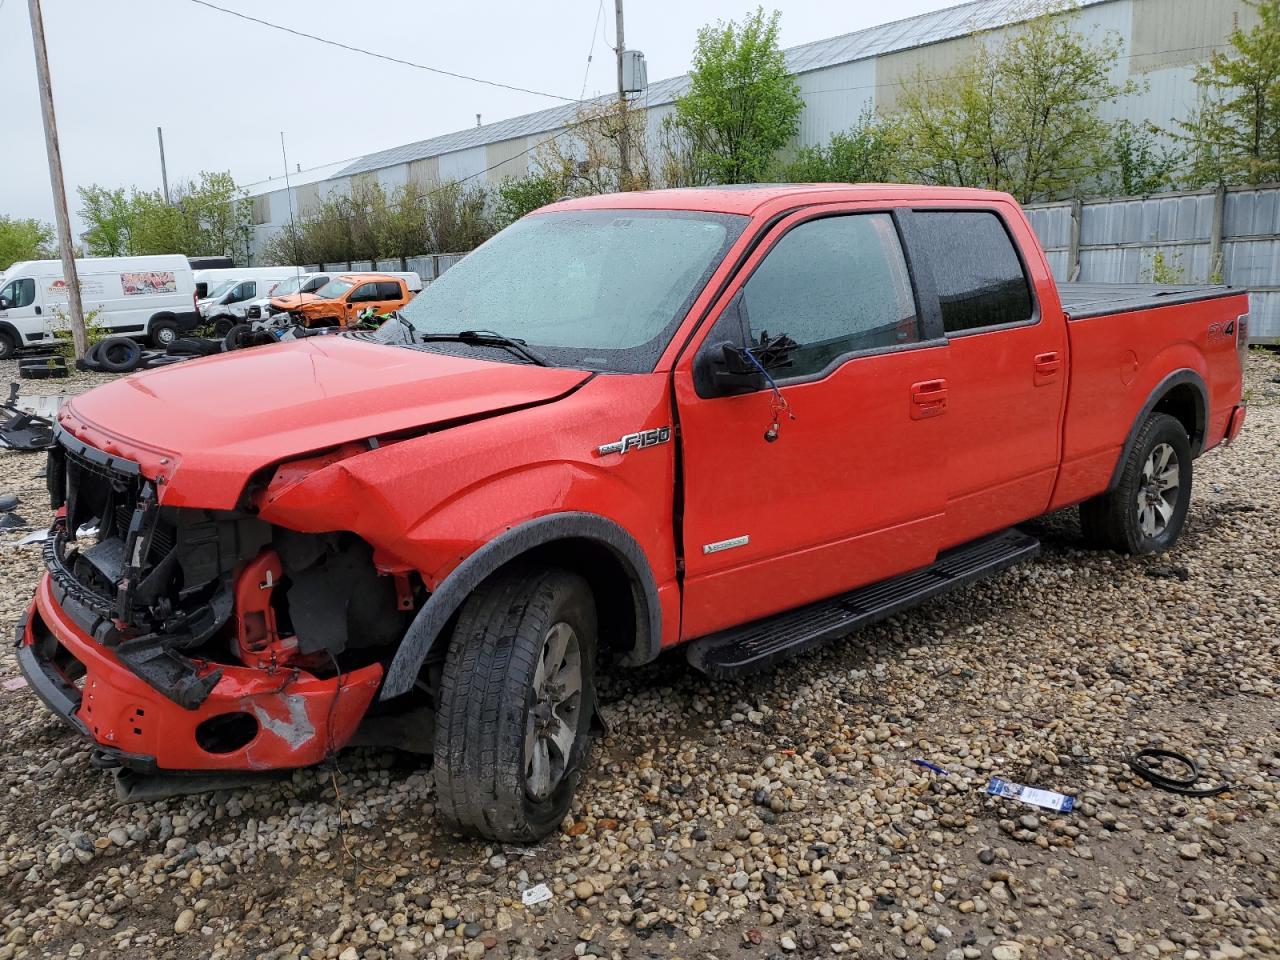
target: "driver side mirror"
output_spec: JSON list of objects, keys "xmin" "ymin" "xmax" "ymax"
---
[
  {"xmin": 692, "ymin": 291, "xmax": 796, "ymax": 398},
  {"xmin": 0, "ymin": 298, "xmax": 10, "ymax": 311}
]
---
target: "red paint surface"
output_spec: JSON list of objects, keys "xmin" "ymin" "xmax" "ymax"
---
[{"xmin": 26, "ymin": 576, "xmax": 381, "ymax": 771}]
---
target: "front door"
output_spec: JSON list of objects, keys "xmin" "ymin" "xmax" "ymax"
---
[{"xmin": 674, "ymin": 207, "xmax": 950, "ymax": 640}]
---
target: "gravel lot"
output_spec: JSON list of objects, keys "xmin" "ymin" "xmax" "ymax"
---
[{"xmin": 0, "ymin": 353, "xmax": 1274, "ymax": 960}]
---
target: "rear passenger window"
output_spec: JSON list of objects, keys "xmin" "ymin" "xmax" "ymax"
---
[
  {"xmin": 742, "ymin": 214, "xmax": 919, "ymax": 379},
  {"xmin": 913, "ymin": 211, "xmax": 1033, "ymax": 333},
  {"xmin": 378, "ymin": 281, "xmax": 401, "ymax": 298}
]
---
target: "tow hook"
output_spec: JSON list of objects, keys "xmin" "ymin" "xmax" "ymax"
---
[{"xmin": 88, "ymin": 748, "xmax": 123, "ymax": 770}]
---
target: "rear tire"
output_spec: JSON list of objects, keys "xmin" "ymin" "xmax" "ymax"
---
[
  {"xmin": 1080, "ymin": 412, "xmax": 1192, "ymax": 555},
  {"xmin": 149, "ymin": 319, "xmax": 179, "ymax": 347},
  {"xmin": 0, "ymin": 332, "xmax": 17, "ymax": 361},
  {"xmin": 434, "ymin": 566, "xmax": 597, "ymax": 842}
]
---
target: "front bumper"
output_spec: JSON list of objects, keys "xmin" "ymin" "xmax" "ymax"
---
[{"xmin": 18, "ymin": 574, "xmax": 383, "ymax": 772}]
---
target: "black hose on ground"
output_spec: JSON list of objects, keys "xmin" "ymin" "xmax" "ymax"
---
[{"xmin": 1127, "ymin": 748, "xmax": 1230, "ymax": 797}]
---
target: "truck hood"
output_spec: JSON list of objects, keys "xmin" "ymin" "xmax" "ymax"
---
[
  {"xmin": 60, "ymin": 336, "xmax": 593, "ymax": 509},
  {"xmin": 271, "ymin": 292, "xmax": 320, "ymax": 310}
]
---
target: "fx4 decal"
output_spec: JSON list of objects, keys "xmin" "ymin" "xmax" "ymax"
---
[{"xmin": 597, "ymin": 426, "xmax": 671, "ymax": 457}]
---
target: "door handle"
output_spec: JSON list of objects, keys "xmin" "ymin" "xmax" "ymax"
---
[
  {"xmin": 1033, "ymin": 351, "xmax": 1062, "ymax": 386},
  {"xmin": 910, "ymin": 378, "xmax": 948, "ymax": 420}
]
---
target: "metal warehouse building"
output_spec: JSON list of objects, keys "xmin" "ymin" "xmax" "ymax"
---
[
  {"xmin": 243, "ymin": 0, "xmax": 1280, "ymax": 340},
  {"xmin": 245, "ymin": 0, "xmax": 1256, "ymax": 245}
]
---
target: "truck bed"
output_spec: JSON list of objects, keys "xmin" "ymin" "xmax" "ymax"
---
[{"xmin": 1058, "ymin": 282, "xmax": 1236, "ymax": 320}]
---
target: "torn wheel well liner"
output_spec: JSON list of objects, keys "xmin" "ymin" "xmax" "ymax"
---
[{"xmin": 379, "ymin": 512, "xmax": 661, "ymax": 701}]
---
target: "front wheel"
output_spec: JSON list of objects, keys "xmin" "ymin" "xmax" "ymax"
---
[
  {"xmin": 434, "ymin": 566, "xmax": 597, "ymax": 842},
  {"xmin": 1080, "ymin": 412, "xmax": 1193, "ymax": 554}
]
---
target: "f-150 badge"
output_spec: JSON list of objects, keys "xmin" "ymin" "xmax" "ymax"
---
[{"xmin": 597, "ymin": 426, "xmax": 671, "ymax": 456}]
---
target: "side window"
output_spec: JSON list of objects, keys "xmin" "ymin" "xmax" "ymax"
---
[
  {"xmin": 1, "ymin": 279, "xmax": 35, "ymax": 308},
  {"xmin": 913, "ymin": 211, "xmax": 1033, "ymax": 333},
  {"xmin": 378, "ymin": 281, "xmax": 401, "ymax": 299},
  {"xmin": 229, "ymin": 281, "xmax": 256, "ymax": 302},
  {"xmin": 350, "ymin": 283, "xmax": 379, "ymax": 302},
  {"xmin": 742, "ymin": 214, "xmax": 919, "ymax": 379}
]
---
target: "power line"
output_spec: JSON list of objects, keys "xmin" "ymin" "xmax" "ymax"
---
[
  {"xmin": 184, "ymin": 0, "xmax": 578, "ymax": 103},
  {"xmin": 580, "ymin": 0, "xmax": 606, "ymax": 101}
]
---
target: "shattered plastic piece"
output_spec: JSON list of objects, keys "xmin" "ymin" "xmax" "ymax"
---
[
  {"xmin": 986, "ymin": 777, "xmax": 1075, "ymax": 812},
  {"xmin": 2, "ymin": 676, "xmax": 28, "ymax": 691},
  {"xmin": 521, "ymin": 883, "xmax": 553, "ymax": 906},
  {"xmin": 17, "ymin": 528, "xmax": 51, "ymax": 546},
  {"xmin": 912, "ymin": 759, "xmax": 948, "ymax": 775},
  {"xmin": 0, "ymin": 513, "xmax": 26, "ymax": 530}
]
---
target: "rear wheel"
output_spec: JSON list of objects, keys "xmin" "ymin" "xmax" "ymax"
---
[
  {"xmin": 0, "ymin": 332, "xmax": 16, "ymax": 361},
  {"xmin": 149, "ymin": 319, "xmax": 179, "ymax": 347},
  {"xmin": 433, "ymin": 566, "xmax": 597, "ymax": 842},
  {"xmin": 1080, "ymin": 412, "xmax": 1192, "ymax": 554}
]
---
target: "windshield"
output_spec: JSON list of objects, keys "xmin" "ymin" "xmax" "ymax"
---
[
  {"xmin": 204, "ymin": 279, "xmax": 237, "ymax": 299},
  {"xmin": 316, "ymin": 278, "xmax": 354, "ymax": 300},
  {"xmin": 396, "ymin": 209, "xmax": 746, "ymax": 372},
  {"xmin": 270, "ymin": 275, "xmax": 307, "ymax": 296}
]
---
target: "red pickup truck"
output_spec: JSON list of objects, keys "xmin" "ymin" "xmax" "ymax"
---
[{"xmin": 19, "ymin": 185, "xmax": 1248, "ymax": 842}]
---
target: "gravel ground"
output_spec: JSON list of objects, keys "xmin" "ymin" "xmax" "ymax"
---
[{"xmin": 0, "ymin": 353, "xmax": 1274, "ymax": 960}]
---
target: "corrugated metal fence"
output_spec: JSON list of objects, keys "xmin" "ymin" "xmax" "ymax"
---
[
  {"xmin": 308, "ymin": 253, "xmax": 468, "ymax": 282},
  {"xmin": 1025, "ymin": 183, "xmax": 1280, "ymax": 342}
]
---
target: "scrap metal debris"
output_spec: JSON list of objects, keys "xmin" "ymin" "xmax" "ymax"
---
[{"xmin": 0, "ymin": 384, "xmax": 56, "ymax": 451}]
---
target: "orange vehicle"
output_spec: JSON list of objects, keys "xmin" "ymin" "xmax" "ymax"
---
[{"xmin": 288, "ymin": 274, "xmax": 414, "ymax": 328}]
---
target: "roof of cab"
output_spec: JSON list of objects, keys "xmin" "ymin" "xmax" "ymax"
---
[{"xmin": 550, "ymin": 184, "xmax": 1018, "ymax": 216}]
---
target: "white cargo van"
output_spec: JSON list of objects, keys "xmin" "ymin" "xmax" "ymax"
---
[
  {"xmin": 197, "ymin": 270, "xmax": 301, "ymax": 332},
  {"xmin": 0, "ymin": 255, "xmax": 198, "ymax": 357},
  {"xmin": 193, "ymin": 267, "xmax": 304, "ymax": 300}
]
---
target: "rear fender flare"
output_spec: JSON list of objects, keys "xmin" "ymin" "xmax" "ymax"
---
[
  {"xmin": 379, "ymin": 512, "xmax": 662, "ymax": 701},
  {"xmin": 1107, "ymin": 369, "xmax": 1208, "ymax": 492}
]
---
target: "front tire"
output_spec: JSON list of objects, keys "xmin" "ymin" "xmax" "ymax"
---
[
  {"xmin": 1080, "ymin": 412, "xmax": 1192, "ymax": 554},
  {"xmin": 0, "ymin": 332, "xmax": 17, "ymax": 361},
  {"xmin": 434, "ymin": 566, "xmax": 597, "ymax": 842}
]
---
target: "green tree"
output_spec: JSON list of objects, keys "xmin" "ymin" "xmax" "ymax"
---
[
  {"xmin": 76, "ymin": 171, "xmax": 251, "ymax": 261},
  {"xmin": 671, "ymin": 7, "xmax": 803, "ymax": 184},
  {"xmin": 1104, "ymin": 120, "xmax": 1183, "ymax": 196},
  {"xmin": 1176, "ymin": 0, "xmax": 1280, "ymax": 185},
  {"xmin": 77, "ymin": 186, "xmax": 133, "ymax": 256},
  {"xmin": 493, "ymin": 173, "xmax": 562, "ymax": 229},
  {"xmin": 779, "ymin": 110, "xmax": 903, "ymax": 183},
  {"xmin": 895, "ymin": 9, "xmax": 1133, "ymax": 203},
  {"xmin": 0, "ymin": 216, "xmax": 54, "ymax": 270}
]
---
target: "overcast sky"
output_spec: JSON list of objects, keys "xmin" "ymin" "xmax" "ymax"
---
[{"xmin": 2, "ymin": 0, "xmax": 958, "ymax": 235}]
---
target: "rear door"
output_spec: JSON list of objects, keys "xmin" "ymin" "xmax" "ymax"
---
[
  {"xmin": 903, "ymin": 205, "xmax": 1067, "ymax": 548},
  {"xmin": 674, "ymin": 205, "xmax": 950, "ymax": 639}
]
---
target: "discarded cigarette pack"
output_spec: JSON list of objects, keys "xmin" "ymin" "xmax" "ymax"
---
[{"xmin": 986, "ymin": 777, "xmax": 1075, "ymax": 812}]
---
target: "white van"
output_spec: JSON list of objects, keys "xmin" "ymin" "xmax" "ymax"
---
[
  {"xmin": 193, "ymin": 267, "xmax": 304, "ymax": 300},
  {"xmin": 198, "ymin": 270, "xmax": 302, "ymax": 332},
  {"xmin": 0, "ymin": 255, "xmax": 198, "ymax": 357}
]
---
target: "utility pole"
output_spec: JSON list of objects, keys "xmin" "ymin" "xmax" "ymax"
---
[
  {"xmin": 27, "ymin": 0, "xmax": 86, "ymax": 358},
  {"xmin": 157, "ymin": 126, "xmax": 170, "ymax": 203},
  {"xmin": 614, "ymin": 0, "xmax": 630, "ymax": 191}
]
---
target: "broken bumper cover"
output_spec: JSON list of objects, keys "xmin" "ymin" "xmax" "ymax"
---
[{"xmin": 17, "ymin": 574, "xmax": 384, "ymax": 773}]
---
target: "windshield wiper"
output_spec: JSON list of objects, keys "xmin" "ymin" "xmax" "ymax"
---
[{"xmin": 417, "ymin": 329, "xmax": 550, "ymax": 366}]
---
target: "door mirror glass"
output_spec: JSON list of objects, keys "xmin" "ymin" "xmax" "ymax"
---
[{"xmin": 0, "ymin": 297, "xmax": 10, "ymax": 311}]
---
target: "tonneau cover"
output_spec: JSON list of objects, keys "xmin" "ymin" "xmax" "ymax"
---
[{"xmin": 1059, "ymin": 282, "xmax": 1238, "ymax": 320}]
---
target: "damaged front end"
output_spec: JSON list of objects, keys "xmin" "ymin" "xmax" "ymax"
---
[{"xmin": 18, "ymin": 426, "xmax": 419, "ymax": 774}]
